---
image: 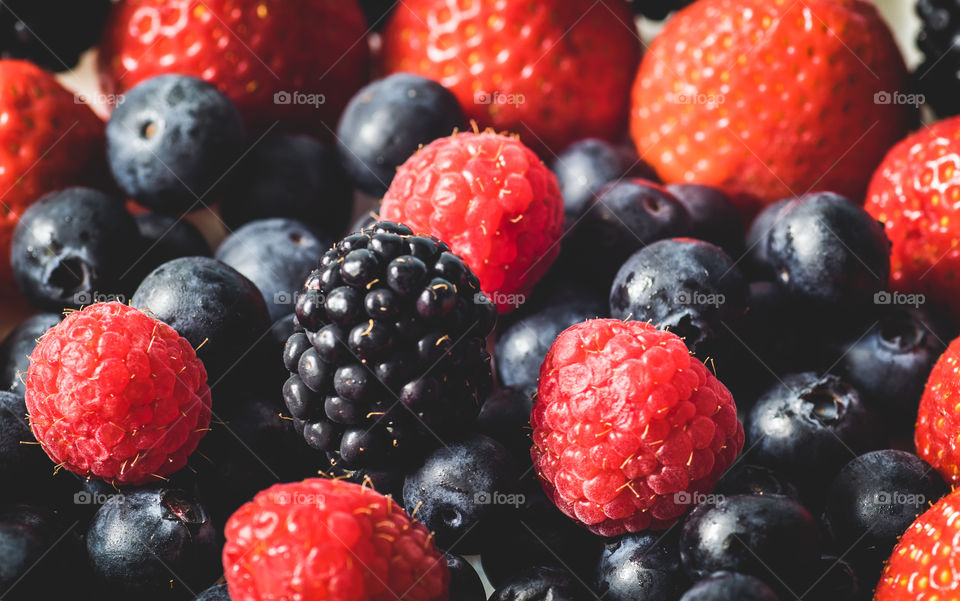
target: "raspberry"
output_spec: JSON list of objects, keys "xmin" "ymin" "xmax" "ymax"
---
[
  {"xmin": 916, "ymin": 335, "xmax": 960, "ymax": 486},
  {"xmin": 222, "ymin": 478, "xmax": 449, "ymax": 601},
  {"xmin": 531, "ymin": 319, "xmax": 744, "ymax": 537},
  {"xmin": 24, "ymin": 302, "xmax": 211, "ymax": 485},
  {"xmin": 380, "ymin": 131, "xmax": 564, "ymax": 313}
]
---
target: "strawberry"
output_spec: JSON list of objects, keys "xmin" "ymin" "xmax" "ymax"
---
[
  {"xmin": 381, "ymin": 0, "xmax": 640, "ymax": 156},
  {"xmin": 631, "ymin": 0, "xmax": 911, "ymax": 215},
  {"xmin": 875, "ymin": 486, "xmax": 960, "ymax": 600},
  {"xmin": 0, "ymin": 60, "xmax": 108, "ymax": 287},
  {"xmin": 916, "ymin": 333, "xmax": 960, "ymax": 487},
  {"xmin": 97, "ymin": 0, "xmax": 370, "ymax": 138},
  {"xmin": 865, "ymin": 116, "xmax": 960, "ymax": 323}
]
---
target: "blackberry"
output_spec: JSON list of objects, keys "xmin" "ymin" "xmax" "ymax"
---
[
  {"xmin": 917, "ymin": 0, "xmax": 960, "ymax": 117},
  {"xmin": 284, "ymin": 222, "xmax": 496, "ymax": 473}
]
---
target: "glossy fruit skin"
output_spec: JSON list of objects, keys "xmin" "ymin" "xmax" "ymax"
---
[
  {"xmin": 875, "ymin": 487, "xmax": 960, "ymax": 601},
  {"xmin": 609, "ymin": 238, "xmax": 748, "ymax": 360},
  {"xmin": 0, "ymin": 504, "xmax": 83, "ymax": 600},
  {"xmin": 11, "ymin": 187, "xmax": 143, "ymax": 311},
  {"xmin": 215, "ymin": 218, "xmax": 333, "ymax": 321},
  {"xmin": 678, "ymin": 572, "xmax": 780, "ymax": 601},
  {"xmin": 916, "ymin": 0, "xmax": 960, "ymax": 118},
  {"xmin": 680, "ymin": 494, "xmax": 820, "ymax": 590},
  {"xmin": 380, "ymin": 132, "xmax": 564, "ymax": 313},
  {"xmin": 0, "ymin": 60, "xmax": 108, "ymax": 287},
  {"xmin": 916, "ymin": 334, "xmax": 960, "ymax": 487},
  {"xmin": 222, "ymin": 478, "xmax": 449, "ymax": 601},
  {"xmin": 595, "ymin": 530, "xmax": 687, "ymax": 601},
  {"xmin": 0, "ymin": 391, "xmax": 49, "ymax": 488},
  {"xmin": 445, "ymin": 554, "xmax": 484, "ymax": 601},
  {"xmin": 193, "ymin": 583, "xmax": 230, "ymax": 601},
  {"xmin": 222, "ymin": 133, "xmax": 354, "ymax": 238},
  {"xmin": 0, "ymin": 0, "xmax": 111, "ymax": 70},
  {"xmin": 131, "ymin": 256, "xmax": 272, "ymax": 387},
  {"xmin": 824, "ymin": 450, "xmax": 949, "ymax": 584},
  {"xmin": 338, "ymin": 73, "xmax": 465, "ymax": 197},
  {"xmin": 86, "ymin": 487, "xmax": 219, "ymax": 599},
  {"xmin": 106, "ymin": 75, "xmax": 245, "ymax": 215},
  {"xmin": 0, "ymin": 313, "xmax": 60, "ymax": 395},
  {"xmin": 532, "ymin": 319, "xmax": 744, "ymax": 537},
  {"xmin": 666, "ymin": 184, "xmax": 744, "ymax": 255},
  {"xmin": 98, "ymin": 0, "xmax": 371, "ymax": 138},
  {"xmin": 712, "ymin": 463, "xmax": 799, "ymax": 500},
  {"xmin": 489, "ymin": 567, "xmax": 586, "ymax": 601},
  {"xmin": 382, "ymin": 0, "xmax": 640, "ymax": 155},
  {"xmin": 631, "ymin": 0, "xmax": 910, "ymax": 214},
  {"xmin": 403, "ymin": 434, "xmax": 518, "ymax": 554},
  {"xmin": 476, "ymin": 387, "xmax": 535, "ymax": 462},
  {"xmin": 133, "ymin": 213, "xmax": 212, "ymax": 279},
  {"xmin": 865, "ymin": 115, "xmax": 960, "ymax": 323}
]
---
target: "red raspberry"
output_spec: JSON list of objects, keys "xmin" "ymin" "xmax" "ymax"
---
[
  {"xmin": 223, "ymin": 478, "xmax": 449, "ymax": 601},
  {"xmin": 531, "ymin": 319, "xmax": 744, "ymax": 537},
  {"xmin": 380, "ymin": 131, "xmax": 564, "ymax": 313},
  {"xmin": 24, "ymin": 302, "xmax": 211, "ymax": 486},
  {"xmin": 916, "ymin": 335, "xmax": 960, "ymax": 486}
]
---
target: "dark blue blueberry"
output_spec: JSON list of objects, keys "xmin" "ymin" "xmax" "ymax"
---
[
  {"xmin": 193, "ymin": 583, "xmax": 231, "ymax": 601},
  {"xmin": 552, "ymin": 138, "xmax": 659, "ymax": 230},
  {"xmin": 757, "ymin": 192, "xmax": 890, "ymax": 307},
  {"xmin": 667, "ymin": 183, "xmax": 744, "ymax": 254},
  {"xmin": 744, "ymin": 200, "xmax": 789, "ymax": 279},
  {"xmin": 596, "ymin": 530, "xmax": 687, "ymax": 601},
  {"xmin": 678, "ymin": 572, "xmax": 780, "ymax": 601},
  {"xmin": 804, "ymin": 556, "xmax": 860, "ymax": 601},
  {"xmin": 403, "ymin": 433, "xmax": 518, "ymax": 553},
  {"xmin": 0, "ymin": 0, "xmax": 111, "ymax": 70},
  {"xmin": 131, "ymin": 256, "xmax": 272, "ymax": 388},
  {"xmin": 713, "ymin": 463, "xmax": 800, "ymax": 500},
  {"xmin": 0, "ymin": 392, "xmax": 50, "ymax": 494},
  {"xmin": 133, "ymin": 212, "xmax": 212, "ymax": 280},
  {"xmin": 0, "ymin": 313, "xmax": 60, "ymax": 395},
  {"xmin": 824, "ymin": 450, "xmax": 949, "ymax": 583},
  {"xmin": 358, "ymin": 0, "xmax": 396, "ymax": 29},
  {"xmin": 215, "ymin": 218, "xmax": 332, "ymax": 321},
  {"xmin": 490, "ymin": 567, "xmax": 586, "ymax": 601},
  {"xmin": 745, "ymin": 373, "xmax": 885, "ymax": 500},
  {"xmin": 11, "ymin": 187, "xmax": 143, "ymax": 311},
  {"xmin": 0, "ymin": 504, "xmax": 83, "ymax": 600},
  {"xmin": 446, "ymin": 553, "xmax": 486, "ymax": 601},
  {"xmin": 476, "ymin": 387, "xmax": 534, "ymax": 462},
  {"xmin": 609, "ymin": 238, "xmax": 748, "ymax": 359},
  {"xmin": 86, "ymin": 487, "xmax": 219, "ymax": 599},
  {"xmin": 222, "ymin": 133, "xmax": 353, "ymax": 237},
  {"xmin": 106, "ymin": 74, "xmax": 245, "ymax": 215},
  {"xmin": 680, "ymin": 494, "xmax": 820, "ymax": 590},
  {"xmin": 338, "ymin": 73, "xmax": 464, "ymax": 196}
]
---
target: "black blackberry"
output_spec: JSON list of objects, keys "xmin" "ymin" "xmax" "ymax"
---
[
  {"xmin": 283, "ymin": 221, "xmax": 497, "ymax": 473},
  {"xmin": 917, "ymin": 0, "xmax": 960, "ymax": 117},
  {"xmin": 0, "ymin": 0, "xmax": 112, "ymax": 71}
]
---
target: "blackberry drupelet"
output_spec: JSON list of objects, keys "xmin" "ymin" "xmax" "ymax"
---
[
  {"xmin": 917, "ymin": 0, "xmax": 960, "ymax": 117},
  {"xmin": 283, "ymin": 222, "xmax": 496, "ymax": 474}
]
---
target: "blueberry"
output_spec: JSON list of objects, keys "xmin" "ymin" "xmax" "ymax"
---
[
  {"xmin": 631, "ymin": 0, "xmax": 694, "ymax": 20},
  {"xmin": 596, "ymin": 530, "xmax": 687, "ymax": 601},
  {"xmin": 495, "ymin": 291, "xmax": 606, "ymax": 398},
  {"xmin": 744, "ymin": 200, "xmax": 789, "ymax": 279},
  {"xmin": 476, "ymin": 387, "xmax": 535, "ymax": 462},
  {"xmin": 403, "ymin": 434, "xmax": 519, "ymax": 553},
  {"xmin": 131, "ymin": 256, "xmax": 272, "ymax": 388},
  {"xmin": 609, "ymin": 238, "xmax": 748, "ymax": 359},
  {"xmin": 107, "ymin": 74, "xmax": 245, "ymax": 215},
  {"xmin": 358, "ymin": 0, "xmax": 396, "ymax": 30},
  {"xmin": 0, "ymin": 313, "xmax": 60, "ymax": 395},
  {"xmin": 0, "ymin": 505, "xmax": 82, "ymax": 600},
  {"xmin": 713, "ymin": 463, "xmax": 800, "ymax": 499},
  {"xmin": 11, "ymin": 187, "xmax": 143, "ymax": 311},
  {"xmin": 0, "ymin": 0, "xmax": 111, "ymax": 70},
  {"xmin": 490, "ymin": 567, "xmax": 587, "ymax": 601},
  {"xmin": 804, "ymin": 556, "xmax": 860, "ymax": 601},
  {"xmin": 678, "ymin": 572, "xmax": 780, "ymax": 601},
  {"xmin": 134, "ymin": 212, "xmax": 212, "ymax": 278},
  {"xmin": 86, "ymin": 487, "xmax": 219, "ymax": 599},
  {"xmin": 667, "ymin": 183, "xmax": 744, "ymax": 254},
  {"xmin": 0, "ymin": 392, "xmax": 50, "ymax": 495},
  {"xmin": 823, "ymin": 450, "xmax": 949, "ymax": 582},
  {"xmin": 759, "ymin": 192, "xmax": 890, "ymax": 307},
  {"xmin": 552, "ymin": 138, "xmax": 659, "ymax": 230},
  {"xmin": 215, "ymin": 218, "xmax": 333, "ymax": 321},
  {"xmin": 680, "ymin": 494, "xmax": 820, "ymax": 590},
  {"xmin": 193, "ymin": 583, "xmax": 230, "ymax": 601},
  {"xmin": 337, "ymin": 73, "xmax": 464, "ymax": 196},
  {"xmin": 835, "ymin": 305, "xmax": 948, "ymax": 427},
  {"xmin": 745, "ymin": 373, "xmax": 885, "ymax": 500},
  {"xmin": 446, "ymin": 553, "xmax": 486, "ymax": 601},
  {"xmin": 222, "ymin": 133, "xmax": 353, "ymax": 237}
]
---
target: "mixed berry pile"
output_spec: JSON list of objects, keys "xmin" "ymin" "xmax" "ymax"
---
[{"xmin": 1, "ymin": 1, "xmax": 960, "ymax": 601}]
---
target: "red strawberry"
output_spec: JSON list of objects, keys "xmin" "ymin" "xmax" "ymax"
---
[
  {"xmin": 865, "ymin": 116, "xmax": 960, "ymax": 323},
  {"xmin": 381, "ymin": 0, "xmax": 640, "ymax": 156},
  {"xmin": 631, "ymin": 0, "xmax": 911, "ymax": 215},
  {"xmin": 97, "ymin": 0, "xmax": 370, "ymax": 137},
  {"xmin": 875, "ymin": 486, "xmax": 960, "ymax": 600},
  {"xmin": 0, "ymin": 60, "xmax": 107, "ymax": 287},
  {"xmin": 916, "ymin": 333, "xmax": 960, "ymax": 487}
]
